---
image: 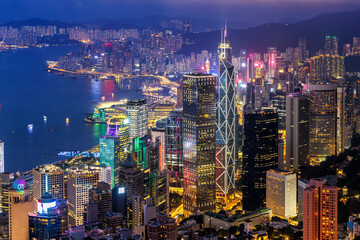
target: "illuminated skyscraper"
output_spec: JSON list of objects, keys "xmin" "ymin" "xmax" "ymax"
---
[
  {"xmin": 165, "ymin": 110, "xmax": 183, "ymax": 190},
  {"xmin": 266, "ymin": 169, "xmax": 297, "ymax": 219},
  {"xmin": 303, "ymin": 179, "xmax": 338, "ymax": 240},
  {"xmin": 303, "ymin": 84, "xmax": 337, "ymax": 165},
  {"xmin": 285, "ymin": 93, "xmax": 310, "ymax": 171},
  {"xmin": 183, "ymin": 73, "xmax": 216, "ymax": 213},
  {"xmin": 0, "ymin": 141, "xmax": 3, "ymax": 173},
  {"xmin": 217, "ymin": 24, "xmax": 231, "ymax": 63},
  {"xmin": 324, "ymin": 36, "xmax": 332, "ymax": 54},
  {"xmin": 100, "ymin": 115, "xmax": 130, "ymax": 187},
  {"xmin": 67, "ymin": 166, "xmax": 100, "ymax": 227},
  {"xmin": 332, "ymin": 36, "xmax": 338, "ymax": 55},
  {"xmin": 33, "ymin": 165, "xmax": 64, "ymax": 203},
  {"xmin": 267, "ymin": 47, "xmax": 277, "ymax": 82},
  {"xmin": 28, "ymin": 193, "xmax": 62, "ymax": 240},
  {"xmin": 126, "ymin": 99, "xmax": 148, "ymax": 142},
  {"xmin": 352, "ymin": 37, "xmax": 360, "ymax": 54},
  {"xmin": 216, "ymin": 29, "xmax": 236, "ymax": 201},
  {"xmin": 242, "ymin": 108, "xmax": 278, "ymax": 211}
]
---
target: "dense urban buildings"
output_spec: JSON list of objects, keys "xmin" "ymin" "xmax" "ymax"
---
[
  {"xmin": 126, "ymin": 99, "xmax": 148, "ymax": 142},
  {"xmin": 0, "ymin": 141, "xmax": 3, "ymax": 173},
  {"xmin": 183, "ymin": 73, "xmax": 216, "ymax": 214}
]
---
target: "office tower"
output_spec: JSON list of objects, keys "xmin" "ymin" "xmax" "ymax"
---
[
  {"xmin": 165, "ymin": 110, "xmax": 183, "ymax": 190},
  {"xmin": 353, "ymin": 37, "xmax": 360, "ymax": 54},
  {"xmin": 33, "ymin": 165, "xmax": 64, "ymax": 203},
  {"xmin": 67, "ymin": 165, "xmax": 100, "ymax": 227},
  {"xmin": 143, "ymin": 198, "xmax": 157, "ymax": 225},
  {"xmin": 28, "ymin": 193, "xmax": 62, "ymax": 239},
  {"xmin": 270, "ymin": 91, "xmax": 287, "ymax": 130},
  {"xmin": 131, "ymin": 195, "xmax": 143, "ymax": 229},
  {"xmin": 103, "ymin": 212, "xmax": 125, "ymax": 233},
  {"xmin": 148, "ymin": 213, "xmax": 178, "ymax": 240},
  {"xmin": 131, "ymin": 136, "xmax": 151, "ymax": 169},
  {"xmin": 112, "ymin": 186, "xmax": 127, "ymax": 217},
  {"xmin": 217, "ymin": 24, "xmax": 231, "ymax": 63},
  {"xmin": 126, "ymin": 99, "xmax": 148, "ymax": 141},
  {"xmin": 337, "ymin": 86, "xmax": 346, "ymax": 154},
  {"xmin": 310, "ymin": 55, "xmax": 345, "ymax": 84},
  {"xmin": 285, "ymin": 93, "xmax": 310, "ymax": 171},
  {"xmin": 177, "ymin": 79, "xmax": 183, "ymax": 108},
  {"xmin": 216, "ymin": 37, "xmax": 236, "ymax": 201},
  {"xmin": 0, "ymin": 173, "xmax": 11, "ymax": 213},
  {"xmin": 84, "ymin": 202, "xmax": 98, "ymax": 224},
  {"xmin": 150, "ymin": 169, "xmax": 169, "ymax": 214},
  {"xmin": 267, "ymin": 47, "xmax": 277, "ymax": 82},
  {"xmin": 151, "ymin": 127, "xmax": 166, "ymax": 170},
  {"xmin": 304, "ymin": 84, "xmax": 337, "ymax": 165},
  {"xmin": 56, "ymin": 199, "xmax": 68, "ymax": 234},
  {"xmin": 100, "ymin": 135, "xmax": 120, "ymax": 187},
  {"xmin": 89, "ymin": 182, "xmax": 112, "ymax": 220},
  {"xmin": 303, "ymin": 179, "xmax": 338, "ymax": 240},
  {"xmin": 9, "ymin": 188, "xmax": 34, "ymax": 240},
  {"xmin": 242, "ymin": 108, "xmax": 278, "ymax": 211},
  {"xmin": 0, "ymin": 141, "xmax": 3, "ymax": 173},
  {"xmin": 183, "ymin": 73, "xmax": 216, "ymax": 213},
  {"xmin": 297, "ymin": 179, "xmax": 309, "ymax": 223},
  {"xmin": 245, "ymin": 81, "xmax": 262, "ymax": 110},
  {"xmin": 266, "ymin": 169, "xmax": 297, "ymax": 219}
]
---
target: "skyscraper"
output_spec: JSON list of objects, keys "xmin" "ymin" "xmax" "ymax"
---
[
  {"xmin": 67, "ymin": 165, "xmax": 100, "ymax": 227},
  {"xmin": 242, "ymin": 108, "xmax": 278, "ymax": 211},
  {"xmin": 267, "ymin": 47, "xmax": 277, "ymax": 82},
  {"xmin": 0, "ymin": 141, "xmax": 3, "ymax": 173},
  {"xmin": 310, "ymin": 54, "xmax": 344, "ymax": 84},
  {"xmin": 126, "ymin": 99, "xmax": 148, "ymax": 142},
  {"xmin": 100, "ymin": 135, "xmax": 121, "ymax": 187},
  {"xmin": 324, "ymin": 36, "xmax": 332, "ymax": 55},
  {"xmin": 89, "ymin": 182, "xmax": 112, "ymax": 220},
  {"xmin": 303, "ymin": 84, "xmax": 337, "ymax": 165},
  {"xmin": 183, "ymin": 73, "xmax": 216, "ymax": 214},
  {"xmin": 216, "ymin": 30, "xmax": 236, "ymax": 201},
  {"xmin": 266, "ymin": 169, "xmax": 297, "ymax": 219},
  {"xmin": 303, "ymin": 179, "xmax": 338, "ymax": 240},
  {"xmin": 165, "ymin": 110, "xmax": 183, "ymax": 190},
  {"xmin": 285, "ymin": 93, "xmax": 310, "ymax": 171},
  {"xmin": 33, "ymin": 165, "xmax": 64, "ymax": 203},
  {"xmin": 28, "ymin": 193, "xmax": 62, "ymax": 240}
]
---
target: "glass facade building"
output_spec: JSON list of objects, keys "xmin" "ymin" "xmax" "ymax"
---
[
  {"xmin": 242, "ymin": 108, "xmax": 278, "ymax": 211},
  {"xmin": 183, "ymin": 73, "xmax": 216, "ymax": 213},
  {"xmin": 126, "ymin": 99, "xmax": 148, "ymax": 142}
]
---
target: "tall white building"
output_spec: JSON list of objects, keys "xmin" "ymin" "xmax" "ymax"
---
[
  {"xmin": 0, "ymin": 141, "xmax": 4, "ymax": 173},
  {"xmin": 266, "ymin": 169, "xmax": 297, "ymax": 219},
  {"xmin": 67, "ymin": 165, "xmax": 100, "ymax": 226},
  {"xmin": 126, "ymin": 99, "xmax": 148, "ymax": 142}
]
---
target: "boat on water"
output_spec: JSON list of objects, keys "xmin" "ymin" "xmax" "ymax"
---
[
  {"xmin": 43, "ymin": 115, "xmax": 47, "ymax": 121},
  {"xmin": 66, "ymin": 117, "xmax": 69, "ymax": 124},
  {"xmin": 28, "ymin": 124, "xmax": 33, "ymax": 129},
  {"xmin": 50, "ymin": 126, "xmax": 54, "ymax": 131}
]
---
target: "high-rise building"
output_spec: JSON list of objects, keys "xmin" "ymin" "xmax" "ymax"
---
[
  {"xmin": 56, "ymin": 199, "xmax": 68, "ymax": 234},
  {"xmin": 0, "ymin": 141, "xmax": 4, "ymax": 173},
  {"xmin": 217, "ymin": 24, "xmax": 231, "ymax": 63},
  {"xmin": 150, "ymin": 169, "xmax": 169, "ymax": 214},
  {"xmin": 151, "ymin": 127, "xmax": 166, "ymax": 170},
  {"xmin": 310, "ymin": 55, "xmax": 344, "ymax": 84},
  {"xmin": 126, "ymin": 99, "xmax": 148, "ymax": 142},
  {"xmin": 267, "ymin": 47, "xmax": 277, "ymax": 82},
  {"xmin": 148, "ymin": 213, "xmax": 177, "ymax": 240},
  {"xmin": 165, "ymin": 110, "xmax": 183, "ymax": 190},
  {"xmin": 352, "ymin": 37, "xmax": 360, "ymax": 54},
  {"xmin": 101, "ymin": 115, "xmax": 130, "ymax": 187},
  {"xmin": 0, "ymin": 173, "xmax": 11, "ymax": 213},
  {"xmin": 242, "ymin": 108, "xmax": 278, "ymax": 211},
  {"xmin": 67, "ymin": 165, "xmax": 100, "ymax": 227},
  {"xmin": 89, "ymin": 182, "xmax": 112, "ymax": 220},
  {"xmin": 9, "ymin": 188, "xmax": 34, "ymax": 240},
  {"xmin": 28, "ymin": 193, "xmax": 62, "ymax": 240},
  {"xmin": 331, "ymin": 36, "xmax": 338, "ymax": 55},
  {"xmin": 285, "ymin": 93, "xmax": 310, "ymax": 171},
  {"xmin": 183, "ymin": 73, "xmax": 216, "ymax": 214},
  {"xmin": 303, "ymin": 179, "xmax": 338, "ymax": 240},
  {"xmin": 33, "ymin": 165, "xmax": 64, "ymax": 203},
  {"xmin": 266, "ymin": 169, "xmax": 297, "ymax": 219},
  {"xmin": 270, "ymin": 91, "xmax": 287, "ymax": 131},
  {"xmin": 303, "ymin": 84, "xmax": 338, "ymax": 165},
  {"xmin": 297, "ymin": 179, "xmax": 309, "ymax": 223},
  {"xmin": 337, "ymin": 86, "xmax": 346, "ymax": 154},
  {"xmin": 216, "ymin": 40, "xmax": 236, "ymax": 201},
  {"xmin": 324, "ymin": 36, "xmax": 332, "ymax": 55}
]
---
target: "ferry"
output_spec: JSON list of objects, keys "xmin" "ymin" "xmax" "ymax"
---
[
  {"xmin": 43, "ymin": 115, "xmax": 47, "ymax": 121},
  {"xmin": 66, "ymin": 118, "xmax": 70, "ymax": 124},
  {"xmin": 28, "ymin": 124, "xmax": 33, "ymax": 129}
]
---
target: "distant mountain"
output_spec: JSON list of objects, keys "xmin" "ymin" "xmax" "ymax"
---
[
  {"xmin": 1, "ymin": 18, "xmax": 77, "ymax": 28},
  {"xmin": 179, "ymin": 9, "xmax": 360, "ymax": 56}
]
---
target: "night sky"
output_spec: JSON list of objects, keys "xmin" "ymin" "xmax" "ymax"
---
[{"xmin": 1, "ymin": 0, "xmax": 360, "ymax": 25}]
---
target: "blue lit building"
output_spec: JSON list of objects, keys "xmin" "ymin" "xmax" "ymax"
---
[{"xmin": 28, "ymin": 193, "xmax": 62, "ymax": 240}]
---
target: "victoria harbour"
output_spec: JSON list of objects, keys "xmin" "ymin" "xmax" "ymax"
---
[{"xmin": 0, "ymin": 47, "xmax": 142, "ymax": 172}]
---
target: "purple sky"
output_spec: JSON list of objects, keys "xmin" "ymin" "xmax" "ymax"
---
[{"xmin": 1, "ymin": 0, "xmax": 360, "ymax": 24}]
